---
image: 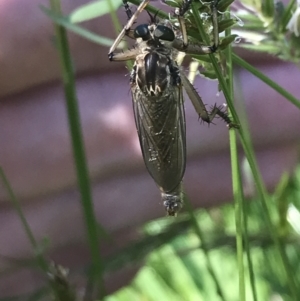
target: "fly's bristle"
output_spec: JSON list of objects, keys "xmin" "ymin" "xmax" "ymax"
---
[
  {"xmin": 216, "ymin": 105, "xmax": 231, "ymax": 124},
  {"xmin": 210, "ymin": 104, "xmax": 239, "ymax": 128}
]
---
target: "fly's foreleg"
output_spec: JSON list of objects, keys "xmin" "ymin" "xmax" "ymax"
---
[
  {"xmin": 109, "ymin": 48, "xmax": 139, "ymax": 62},
  {"xmin": 180, "ymin": 70, "xmax": 237, "ymax": 128},
  {"xmin": 123, "ymin": 0, "xmax": 133, "ymax": 20},
  {"xmin": 174, "ymin": 0, "xmax": 193, "ymax": 46},
  {"xmin": 173, "ymin": 0, "xmax": 219, "ymax": 54},
  {"xmin": 108, "ymin": 0, "xmax": 150, "ymax": 60}
]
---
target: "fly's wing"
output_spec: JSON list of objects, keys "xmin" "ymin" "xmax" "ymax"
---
[{"xmin": 132, "ymin": 85, "xmax": 186, "ymax": 193}]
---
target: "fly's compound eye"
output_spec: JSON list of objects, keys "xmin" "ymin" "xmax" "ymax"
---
[
  {"xmin": 154, "ymin": 25, "xmax": 175, "ymax": 41},
  {"xmin": 134, "ymin": 24, "xmax": 150, "ymax": 40}
]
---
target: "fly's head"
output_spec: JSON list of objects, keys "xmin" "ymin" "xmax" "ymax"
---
[{"xmin": 133, "ymin": 21, "xmax": 175, "ymax": 50}]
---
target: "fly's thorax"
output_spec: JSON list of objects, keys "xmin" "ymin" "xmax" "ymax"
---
[{"xmin": 133, "ymin": 49, "xmax": 174, "ymax": 97}]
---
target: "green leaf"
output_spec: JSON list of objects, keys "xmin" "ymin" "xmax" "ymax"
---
[
  {"xmin": 200, "ymin": 70, "xmax": 218, "ymax": 79},
  {"xmin": 69, "ymin": 0, "xmax": 123, "ymax": 23},
  {"xmin": 192, "ymin": 55, "xmax": 212, "ymax": 63},
  {"xmin": 217, "ymin": 0, "xmax": 236, "ymax": 12},
  {"xmin": 219, "ymin": 34, "xmax": 238, "ymax": 49},
  {"xmin": 41, "ymin": 6, "xmax": 124, "ymax": 48},
  {"xmin": 162, "ymin": 0, "xmax": 180, "ymax": 8},
  {"xmin": 280, "ymin": 0, "xmax": 296, "ymax": 32},
  {"xmin": 261, "ymin": 0, "xmax": 275, "ymax": 18},
  {"xmin": 218, "ymin": 19, "xmax": 237, "ymax": 33},
  {"xmin": 238, "ymin": 43, "xmax": 281, "ymax": 54}
]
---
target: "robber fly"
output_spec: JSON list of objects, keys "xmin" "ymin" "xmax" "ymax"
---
[{"xmin": 108, "ymin": 0, "xmax": 237, "ymax": 216}]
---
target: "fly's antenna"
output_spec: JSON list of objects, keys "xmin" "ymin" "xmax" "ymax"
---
[{"xmin": 146, "ymin": 9, "xmax": 160, "ymax": 24}]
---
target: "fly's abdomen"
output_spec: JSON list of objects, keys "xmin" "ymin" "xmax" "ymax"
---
[
  {"xmin": 132, "ymin": 49, "xmax": 186, "ymax": 215},
  {"xmin": 132, "ymin": 80, "xmax": 186, "ymax": 194}
]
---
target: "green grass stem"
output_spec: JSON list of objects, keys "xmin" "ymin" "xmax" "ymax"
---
[
  {"xmin": 225, "ymin": 10, "xmax": 247, "ymax": 300},
  {"xmin": 0, "ymin": 167, "xmax": 48, "ymax": 272},
  {"xmin": 190, "ymin": 3, "xmax": 299, "ymax": 299},
  {"xmin": 232, "ymin": 53, "xmax": 300, "ymax": 109},
  {"xmin": 49, "ymin": 0, "xmax": 105, "ymax": 298}
]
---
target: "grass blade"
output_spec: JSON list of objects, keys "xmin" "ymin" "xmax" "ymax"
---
[
  {"xmin": 49, "ymin": 0, "xmax": 105, "ymax": 297},
  {"xmin": 232, "ymin": 53, "xmax": 300, "ymax": 109},
  {"xmin": 41, "ymin": 6, "xmax": 122, "ymax": 48}
]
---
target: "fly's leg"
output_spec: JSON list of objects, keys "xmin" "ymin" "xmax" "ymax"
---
[
  {"xmin": 175, "ymin": 0, "xmax": 193, "ymax": 46},
  {"xmin": 174, "ymin": 1, "xmax": 237, "ymax": 127},
  {"xmin": 109, "ymin": 48, "xmax": 139, "ymax": 62},
  {"xmin": 180, "ymin": 70, "xmax": 238, "ymax": 128},
  {"xmin": 210, "ymin": 0, "xmax": 220, "ymax": 51},
  {"xmin": 173, "ymin": 0, "xmax": 219, "ymax": 54},
  {"xmin": 123, "ymin": 0, "xmax": 133, "ymax": 20},
  {"xmin": 108, "ymin": 0, "xmax": 150, "ymax": 60}
]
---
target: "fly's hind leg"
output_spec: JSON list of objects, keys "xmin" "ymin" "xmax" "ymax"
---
[
  {"xmin": 180, "ymin": 70, "xmax": 238, "ymax": 128},
  {"xmin": 175, "ymin": 1, "xmax": 238, "ymax": 128}
]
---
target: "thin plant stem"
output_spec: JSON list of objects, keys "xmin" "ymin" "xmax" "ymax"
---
[
  {"xmin": 107, "ymin": 0, "xmax": 132, "ymax": 70},
  {"xmin": 40, "ymin": 8, "xmax": 118, "ymax": 48},
  {"xmin": 0, "ymin": 169, "xmax": 78, "ymax": 300},
  {"xmin": 106, "ymin": 0, "xmax": 122, "ymax": 32},
  {"xmin": 224, "ymin": 9, "xmax": 246, "ymax": 301},
  {"xmin": 50, "ymin": 0, "xmax": 105, "ymax": 298},
  {"xmin": 244, "ymin": 201, "xmax": 258, "ymax": 301},
  {"xmin": 232, "ymin": 53, "xmax": 300, "ymax": 109},
  {"xmin": 229, "ymin": 125, "xmax": 246, "ymax": 301},
  {"xmin": 190, "ymin": 3, "xmax": 298, "ymax": 298},
  {"xmin": 0, "ymin": 167, "xmax": 48, "ymax": 272},
  {"xmin": 280, "ymin": 0, "xmax": 297, "ymax": 32},
  {"xmin": 233, "ymin": 71, "xmax": 259, "ymax": 301}
]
